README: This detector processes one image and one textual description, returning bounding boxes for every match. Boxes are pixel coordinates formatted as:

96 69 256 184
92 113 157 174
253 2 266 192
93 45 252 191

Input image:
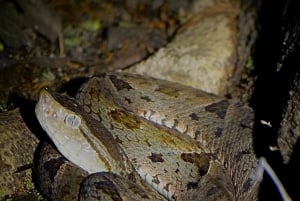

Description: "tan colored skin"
36 72 259 200
36 89 133 175
77 72 260 201
36 89 166 201
36 89 235 201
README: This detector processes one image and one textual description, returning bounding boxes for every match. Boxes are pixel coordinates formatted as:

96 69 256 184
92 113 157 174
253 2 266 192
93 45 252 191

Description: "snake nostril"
52 112 57 118
45 108 51 115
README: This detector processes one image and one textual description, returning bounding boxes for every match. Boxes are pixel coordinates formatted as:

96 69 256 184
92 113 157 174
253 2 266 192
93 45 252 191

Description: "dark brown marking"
234 151 243 161
172 119 179 129
214 127 223 137
80 126 115 171
131 158 137 164
187 181 198 190
144 138 152 147
124 97 132 104
195 130 201 138
240 122 253 129
204 100 229 119
97 73 107 78
92 179 123 201
189 113 199 121
114 135 123 144
163 183 171 192
240 115 254 129
152 175 160 185
234 149 251 160
148 153 164 162
109 123 114 130
242 177 253 192
127 171 136 182
141 96 152 102
181 153 209 176
206 186 218 196
127 180 150 199
109 74 133 91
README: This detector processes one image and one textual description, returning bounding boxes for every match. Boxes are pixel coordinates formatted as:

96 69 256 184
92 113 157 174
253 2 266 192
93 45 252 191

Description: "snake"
35 72 260 200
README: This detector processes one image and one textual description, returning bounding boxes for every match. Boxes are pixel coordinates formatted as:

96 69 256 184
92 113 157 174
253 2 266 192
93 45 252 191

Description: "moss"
25 181 44 201
0 189 12 201
0 43 4 52
0 181 44 201
245 57 254 71
80 20 101 31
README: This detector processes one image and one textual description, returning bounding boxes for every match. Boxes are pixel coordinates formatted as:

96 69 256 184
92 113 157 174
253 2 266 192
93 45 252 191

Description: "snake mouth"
35 89 53 133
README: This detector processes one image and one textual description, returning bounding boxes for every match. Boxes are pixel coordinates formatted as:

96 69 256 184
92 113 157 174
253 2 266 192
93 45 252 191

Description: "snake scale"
35 72 260 200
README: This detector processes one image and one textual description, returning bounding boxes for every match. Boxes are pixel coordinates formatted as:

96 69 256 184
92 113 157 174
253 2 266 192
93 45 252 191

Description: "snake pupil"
65 114 81 128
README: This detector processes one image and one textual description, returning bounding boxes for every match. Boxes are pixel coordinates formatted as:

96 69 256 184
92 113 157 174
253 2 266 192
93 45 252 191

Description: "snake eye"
65 114 81 128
